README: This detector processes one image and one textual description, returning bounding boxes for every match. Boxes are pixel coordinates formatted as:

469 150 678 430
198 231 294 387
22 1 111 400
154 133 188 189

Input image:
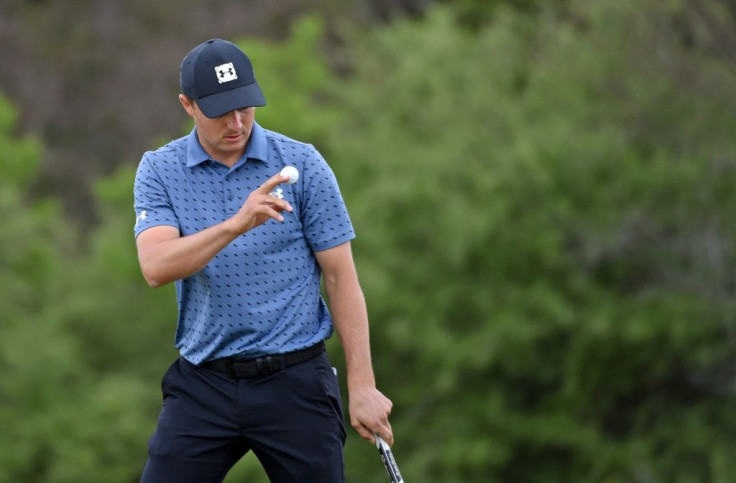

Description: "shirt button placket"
223 176 238 215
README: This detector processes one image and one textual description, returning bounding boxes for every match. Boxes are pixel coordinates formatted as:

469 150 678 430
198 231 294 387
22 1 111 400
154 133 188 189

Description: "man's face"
179 95 255 165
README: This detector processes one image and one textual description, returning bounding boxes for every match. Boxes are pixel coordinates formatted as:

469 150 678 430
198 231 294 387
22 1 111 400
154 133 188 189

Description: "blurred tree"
685 0 736 70
323 0 736 481
438 0 568 30
2 0 736 481
0 93 76 481
0 92 177 481
0 0 436 222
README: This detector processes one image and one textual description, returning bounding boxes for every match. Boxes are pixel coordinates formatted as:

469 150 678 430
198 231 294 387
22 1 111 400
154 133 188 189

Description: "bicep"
136 225 180 257
314 241 359 289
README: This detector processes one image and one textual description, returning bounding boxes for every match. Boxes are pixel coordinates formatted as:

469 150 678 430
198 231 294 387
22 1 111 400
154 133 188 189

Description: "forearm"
137 220 241 287
136 172 294 288
325 276 376 391
317 242 393 444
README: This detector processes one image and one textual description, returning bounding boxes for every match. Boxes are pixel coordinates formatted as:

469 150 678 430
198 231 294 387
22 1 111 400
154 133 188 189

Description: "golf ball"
280 165 299 184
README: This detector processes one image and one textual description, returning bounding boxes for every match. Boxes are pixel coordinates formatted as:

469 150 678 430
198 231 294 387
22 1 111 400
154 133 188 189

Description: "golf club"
374 433 404 483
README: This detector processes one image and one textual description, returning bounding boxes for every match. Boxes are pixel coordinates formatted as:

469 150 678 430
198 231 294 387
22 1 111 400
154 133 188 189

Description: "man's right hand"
226 173 293 235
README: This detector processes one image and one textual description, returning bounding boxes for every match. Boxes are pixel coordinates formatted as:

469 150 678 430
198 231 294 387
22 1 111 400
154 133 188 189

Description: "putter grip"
375 434 404 483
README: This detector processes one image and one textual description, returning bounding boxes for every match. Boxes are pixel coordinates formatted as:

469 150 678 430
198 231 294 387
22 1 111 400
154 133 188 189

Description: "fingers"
353 422 374 444
233 176 294 233
354 420 393 446
373 424 394 447
259 172 294 222
350 392 394 446
260 173 294 218
372 400 394 446
259 172 291 194
264 193 293 217
261 204 288 223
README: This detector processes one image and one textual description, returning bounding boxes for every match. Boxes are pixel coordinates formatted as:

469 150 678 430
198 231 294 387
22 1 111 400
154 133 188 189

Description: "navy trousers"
140 351 346 483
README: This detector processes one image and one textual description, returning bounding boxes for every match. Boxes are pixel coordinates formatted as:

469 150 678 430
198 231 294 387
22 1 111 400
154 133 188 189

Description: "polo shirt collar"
242 121 268 164
186 121 268 168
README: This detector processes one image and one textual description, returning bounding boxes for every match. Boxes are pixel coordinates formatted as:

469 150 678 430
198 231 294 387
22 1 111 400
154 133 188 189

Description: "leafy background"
1 0 736 481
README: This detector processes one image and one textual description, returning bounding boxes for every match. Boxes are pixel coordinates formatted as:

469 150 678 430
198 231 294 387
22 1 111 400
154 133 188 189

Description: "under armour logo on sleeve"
135 210 147 227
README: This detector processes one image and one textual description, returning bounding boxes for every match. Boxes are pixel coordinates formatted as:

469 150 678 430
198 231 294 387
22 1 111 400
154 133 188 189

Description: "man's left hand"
348 386 394 446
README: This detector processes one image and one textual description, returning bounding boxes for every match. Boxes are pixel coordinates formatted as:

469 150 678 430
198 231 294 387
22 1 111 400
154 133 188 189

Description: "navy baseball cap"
180 39 266 118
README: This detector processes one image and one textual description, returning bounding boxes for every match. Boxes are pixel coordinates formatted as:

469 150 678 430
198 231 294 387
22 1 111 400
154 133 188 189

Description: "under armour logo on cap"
216 62 238 83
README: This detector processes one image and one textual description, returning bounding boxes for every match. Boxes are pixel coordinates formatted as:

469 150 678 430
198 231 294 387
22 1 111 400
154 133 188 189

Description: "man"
133 38 393 482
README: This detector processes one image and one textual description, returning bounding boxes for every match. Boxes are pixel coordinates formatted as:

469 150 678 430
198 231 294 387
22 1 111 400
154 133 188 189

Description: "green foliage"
325 1 736 481
0 94 176 481
2 0 736 481
0 98 41 190
234 16 344 150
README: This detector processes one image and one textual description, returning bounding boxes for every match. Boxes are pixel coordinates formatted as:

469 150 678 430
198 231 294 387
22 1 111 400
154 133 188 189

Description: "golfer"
133 38 393 482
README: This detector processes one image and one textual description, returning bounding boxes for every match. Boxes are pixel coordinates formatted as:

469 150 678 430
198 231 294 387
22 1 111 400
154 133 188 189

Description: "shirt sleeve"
300 145 356 252
133 153 180 237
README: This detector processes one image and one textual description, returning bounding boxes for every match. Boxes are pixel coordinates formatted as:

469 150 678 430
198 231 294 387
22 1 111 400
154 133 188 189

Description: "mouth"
224 133 242 142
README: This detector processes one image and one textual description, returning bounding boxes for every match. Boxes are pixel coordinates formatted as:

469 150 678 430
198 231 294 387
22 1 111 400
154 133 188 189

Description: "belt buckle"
256 355 278 375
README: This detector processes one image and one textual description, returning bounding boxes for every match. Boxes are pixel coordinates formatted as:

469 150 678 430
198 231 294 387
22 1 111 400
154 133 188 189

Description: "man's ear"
179 94 196 117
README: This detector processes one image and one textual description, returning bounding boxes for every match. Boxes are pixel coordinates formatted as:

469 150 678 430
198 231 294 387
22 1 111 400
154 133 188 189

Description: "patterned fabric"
133 122 355 364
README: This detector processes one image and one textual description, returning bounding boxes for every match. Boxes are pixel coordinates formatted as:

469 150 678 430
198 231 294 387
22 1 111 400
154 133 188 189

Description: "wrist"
221 215 245 237
347 372 377 394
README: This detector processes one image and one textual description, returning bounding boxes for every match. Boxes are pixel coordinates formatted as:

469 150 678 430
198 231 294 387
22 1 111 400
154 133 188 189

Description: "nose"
226 110 244 129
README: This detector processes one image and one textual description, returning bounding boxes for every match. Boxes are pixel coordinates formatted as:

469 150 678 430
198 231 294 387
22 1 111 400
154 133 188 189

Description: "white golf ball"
280 165 299 184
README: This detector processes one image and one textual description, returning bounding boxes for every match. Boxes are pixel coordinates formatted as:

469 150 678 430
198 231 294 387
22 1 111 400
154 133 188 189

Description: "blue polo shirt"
133 122 355 364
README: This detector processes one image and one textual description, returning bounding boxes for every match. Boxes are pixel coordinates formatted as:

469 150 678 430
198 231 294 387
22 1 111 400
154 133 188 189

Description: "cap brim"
196 82 266 118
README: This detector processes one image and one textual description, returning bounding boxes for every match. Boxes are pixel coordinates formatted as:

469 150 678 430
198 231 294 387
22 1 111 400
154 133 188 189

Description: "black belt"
200 342 324 378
